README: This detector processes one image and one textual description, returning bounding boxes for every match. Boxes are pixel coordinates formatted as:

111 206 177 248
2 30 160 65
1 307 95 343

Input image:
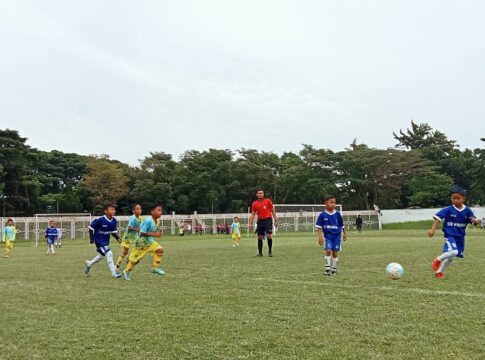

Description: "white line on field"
254 278 485 299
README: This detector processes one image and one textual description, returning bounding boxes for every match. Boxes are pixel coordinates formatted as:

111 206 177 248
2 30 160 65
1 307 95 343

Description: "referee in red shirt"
249 190 278 257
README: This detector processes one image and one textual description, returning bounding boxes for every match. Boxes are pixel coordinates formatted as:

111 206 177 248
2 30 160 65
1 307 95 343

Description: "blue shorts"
47 238 56 245
325 236 341 252
95 244 111 256
443 235 465 258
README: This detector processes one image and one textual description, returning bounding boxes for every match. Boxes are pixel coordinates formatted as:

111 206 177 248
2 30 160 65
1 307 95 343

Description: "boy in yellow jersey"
123 204 165 281
116 204 142 271
231 216 241 247
3 219 17 258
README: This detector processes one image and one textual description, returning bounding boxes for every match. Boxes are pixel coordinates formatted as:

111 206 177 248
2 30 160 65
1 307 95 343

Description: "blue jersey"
434 205 475 237
315 210 344 236
45 227 58 241
89 215 118 246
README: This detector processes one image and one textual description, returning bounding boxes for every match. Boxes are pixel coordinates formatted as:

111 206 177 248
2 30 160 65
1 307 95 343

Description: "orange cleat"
432 258 441 271
436 272 444 279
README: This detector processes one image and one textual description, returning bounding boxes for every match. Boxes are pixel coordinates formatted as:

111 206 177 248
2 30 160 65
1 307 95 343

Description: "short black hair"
148 203 162 211
451 186 466 197
132 203 141 210
7 218 13 222
323 195 336 203
256 189 264 193
103 203 116 211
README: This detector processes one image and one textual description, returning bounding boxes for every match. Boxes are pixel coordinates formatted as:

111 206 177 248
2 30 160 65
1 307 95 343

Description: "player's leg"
236 235 240 247
5 240 12 257
266 219 274 256
85 245 107 274
116 242 130 270
324 239 333 275
433 237 459 275
123 247 149 280
331 239 341 275
150 243 165 275
256 222 264 256
103 246 121 278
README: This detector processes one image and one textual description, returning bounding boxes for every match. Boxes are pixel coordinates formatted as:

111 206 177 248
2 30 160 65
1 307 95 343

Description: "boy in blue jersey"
45 221 58 256
315 195 347 275
428 186 478 278
84 203 123 278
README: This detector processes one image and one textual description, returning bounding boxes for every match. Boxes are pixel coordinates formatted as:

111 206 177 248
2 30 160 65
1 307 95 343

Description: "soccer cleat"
123 271 131 281
268 252 273 257
324 269 331 276
432 258 441 271
113 272 122 279
151 268 166 276
331 269 337 276
436 272 444 279
84 261 91 275
256 253 263 257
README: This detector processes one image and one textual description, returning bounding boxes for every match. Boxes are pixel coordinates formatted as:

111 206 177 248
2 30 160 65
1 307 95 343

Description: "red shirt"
251 198 274 220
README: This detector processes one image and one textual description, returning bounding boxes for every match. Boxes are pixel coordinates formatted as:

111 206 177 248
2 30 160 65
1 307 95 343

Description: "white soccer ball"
386 262 404 280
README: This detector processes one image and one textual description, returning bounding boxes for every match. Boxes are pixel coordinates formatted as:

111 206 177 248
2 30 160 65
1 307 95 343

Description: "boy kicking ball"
315 195 347 275
428 186 478 278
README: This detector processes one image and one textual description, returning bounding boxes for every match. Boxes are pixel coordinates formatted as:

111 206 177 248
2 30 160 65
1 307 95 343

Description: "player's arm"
140 222 161 238
339 215 347 241
127 226 140 231
88 219 99 244
249 210 256 230
271 204 278 226
428 219 440 237
317 228 324 246
2 228 5 242
112 232 122 243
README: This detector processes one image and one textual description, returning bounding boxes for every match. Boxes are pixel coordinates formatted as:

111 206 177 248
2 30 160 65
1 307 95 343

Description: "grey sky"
1 1 484 165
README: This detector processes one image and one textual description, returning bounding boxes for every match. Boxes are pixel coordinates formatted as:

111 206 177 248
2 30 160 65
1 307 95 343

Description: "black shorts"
257 218 273 236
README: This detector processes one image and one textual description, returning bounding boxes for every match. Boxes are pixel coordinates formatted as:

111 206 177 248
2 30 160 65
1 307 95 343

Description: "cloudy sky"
1 0 484 165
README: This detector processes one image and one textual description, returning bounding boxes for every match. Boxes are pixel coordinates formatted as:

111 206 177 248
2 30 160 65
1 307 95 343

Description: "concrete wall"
380 207 485 224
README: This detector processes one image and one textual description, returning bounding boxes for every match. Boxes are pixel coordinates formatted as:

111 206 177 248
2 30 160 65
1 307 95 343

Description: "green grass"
383 220 435 230
1 230 485 359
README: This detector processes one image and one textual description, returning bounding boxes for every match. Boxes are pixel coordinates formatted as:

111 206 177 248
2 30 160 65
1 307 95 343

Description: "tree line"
1 121 484 216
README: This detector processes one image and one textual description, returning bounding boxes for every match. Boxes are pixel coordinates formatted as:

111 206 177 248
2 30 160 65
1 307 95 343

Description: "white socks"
324 256 331 270
437 250 458 262
332 257 338 271
438 258 453 273
46 245 55 255
106 251 117 276
87 254 104 267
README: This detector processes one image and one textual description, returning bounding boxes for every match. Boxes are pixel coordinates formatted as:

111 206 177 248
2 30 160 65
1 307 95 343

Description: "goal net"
34 213 92 246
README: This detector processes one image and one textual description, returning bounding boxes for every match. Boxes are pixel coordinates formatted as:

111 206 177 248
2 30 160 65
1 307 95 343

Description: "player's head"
7 218 13 226
234 216 239 222
132 203 142 217
451 186 466 207
256 190 264 200
149 203 163 219
49 220 55 227
323 195 337 210
103 203 116 217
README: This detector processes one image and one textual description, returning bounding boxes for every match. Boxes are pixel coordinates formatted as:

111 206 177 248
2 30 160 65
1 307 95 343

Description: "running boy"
45 220 58 255
84 203 123 278
122 204 165 281
115 204 143 271
428 186 478 278
231 216 241 247
315 195 347 275
3 219 16 258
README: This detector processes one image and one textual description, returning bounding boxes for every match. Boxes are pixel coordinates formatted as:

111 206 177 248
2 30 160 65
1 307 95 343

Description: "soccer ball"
386 262 404 280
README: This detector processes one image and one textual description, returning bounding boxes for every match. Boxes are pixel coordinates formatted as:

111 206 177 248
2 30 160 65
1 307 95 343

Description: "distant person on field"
481 217 485 229
428 186 478 279
355 215 363 232
373 204 382 216
249 190 278 257
231 217 241 247
316 195 347 276
45 220 58 256
55 224 63 248
3 219 17 258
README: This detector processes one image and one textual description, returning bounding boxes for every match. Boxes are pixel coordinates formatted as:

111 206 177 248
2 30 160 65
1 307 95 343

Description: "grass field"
1 229 485 359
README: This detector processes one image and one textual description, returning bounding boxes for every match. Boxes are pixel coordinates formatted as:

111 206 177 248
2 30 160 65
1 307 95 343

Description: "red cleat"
432 258 441 271
436 272 444 279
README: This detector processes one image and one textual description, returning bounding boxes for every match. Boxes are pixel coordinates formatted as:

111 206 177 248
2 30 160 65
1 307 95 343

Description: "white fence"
380 207 485 224
0 210 381 241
